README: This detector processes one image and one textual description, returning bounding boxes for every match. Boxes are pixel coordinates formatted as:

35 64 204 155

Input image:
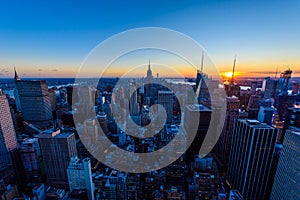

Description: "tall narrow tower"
146 60 153 83
146 60 153 99
14 67 20 81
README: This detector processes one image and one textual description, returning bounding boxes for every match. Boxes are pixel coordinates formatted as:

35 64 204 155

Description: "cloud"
38 69 43 71
0 73 4 76
51 69 58 72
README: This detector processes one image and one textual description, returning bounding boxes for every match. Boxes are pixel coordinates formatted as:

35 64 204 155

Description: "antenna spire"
275 67 278 79
231 55 237 85
14 66 20 81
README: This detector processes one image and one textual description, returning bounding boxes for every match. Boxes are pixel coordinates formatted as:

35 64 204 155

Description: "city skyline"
0 0 299 78
0 1 299 199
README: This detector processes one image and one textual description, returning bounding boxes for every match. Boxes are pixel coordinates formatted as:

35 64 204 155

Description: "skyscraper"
129 85 140 116
262 77 277 99
227 119 277 200
214 96 240 173
14 70 53 129
19 138 42 182
257 99 275 125
0 89 17 171
146 60 153 99
270 129 300 200
246 94 260 118
158 91 173 124
281 105 300 143
39 129 77 188
184 104 211 162
67 157 95 200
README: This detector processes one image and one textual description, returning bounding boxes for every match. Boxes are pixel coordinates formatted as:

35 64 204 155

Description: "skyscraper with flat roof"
67 157 95 200
227 119 277 200
158 91 174 124
214 96 240 173
39 129 77 188
270 129 300 200
281 105 300 143
184 104 211 162
20 138 42 182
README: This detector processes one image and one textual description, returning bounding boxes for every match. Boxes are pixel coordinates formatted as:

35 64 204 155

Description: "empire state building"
146 60 153 83
146 60 153 98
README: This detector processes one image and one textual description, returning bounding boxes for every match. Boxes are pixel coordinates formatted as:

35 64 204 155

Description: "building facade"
15 78 53 130
0 89 17 171
39 129 77 188
67 157 95 200
270 129 300 200
227 119 277 199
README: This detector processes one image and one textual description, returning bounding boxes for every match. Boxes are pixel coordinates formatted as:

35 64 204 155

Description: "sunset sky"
0 0 299 78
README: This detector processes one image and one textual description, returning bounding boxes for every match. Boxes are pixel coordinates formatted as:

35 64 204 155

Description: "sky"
0 0 299 78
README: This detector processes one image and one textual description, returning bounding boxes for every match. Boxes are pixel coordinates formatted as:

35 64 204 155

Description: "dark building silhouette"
227 119 277 200
214 96 240 174
270 129 300 200
184 104 211 162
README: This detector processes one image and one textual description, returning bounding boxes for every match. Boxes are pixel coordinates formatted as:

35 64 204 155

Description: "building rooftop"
186 104 211 112
240 119 275 129
158 90 173 94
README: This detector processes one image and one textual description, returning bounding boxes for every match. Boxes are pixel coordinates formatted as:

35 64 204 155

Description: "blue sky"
0 0 299 77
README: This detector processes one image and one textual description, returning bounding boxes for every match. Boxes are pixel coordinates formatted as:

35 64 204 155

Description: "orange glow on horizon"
221 71 240 79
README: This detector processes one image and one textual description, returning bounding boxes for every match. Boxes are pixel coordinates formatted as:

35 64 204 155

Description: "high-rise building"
158 91 174 124
214 96 240 173
96 112 108 133
227 119 277 200
270 129 300 200
39 129 77 188
196 71 208 99
0 89 18 171
257 99 275 125
184 104 211 162
14 71 53 129
262 77 277 99
276 69 292 94
19 138 42 182
250 80 258 94
246 94 260 118
67 157 95 200
275 94 297 121
32 184 46 200
146 60 153 98
229 190 244 200
129 85 140 116
282 105 300 142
